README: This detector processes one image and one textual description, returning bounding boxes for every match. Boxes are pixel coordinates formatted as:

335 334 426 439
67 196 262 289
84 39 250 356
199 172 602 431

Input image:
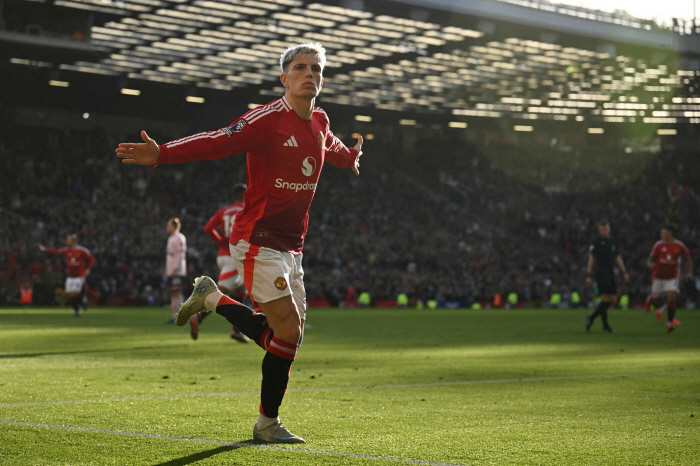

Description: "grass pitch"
0 306 698 465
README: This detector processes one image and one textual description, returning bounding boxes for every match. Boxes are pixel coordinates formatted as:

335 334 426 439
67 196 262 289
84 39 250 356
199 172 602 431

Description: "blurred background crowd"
1 125 698 309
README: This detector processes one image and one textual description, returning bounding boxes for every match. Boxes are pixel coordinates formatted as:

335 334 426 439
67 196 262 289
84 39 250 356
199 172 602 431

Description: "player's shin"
667 303 676 322
215 295 271 349
259 336 298 420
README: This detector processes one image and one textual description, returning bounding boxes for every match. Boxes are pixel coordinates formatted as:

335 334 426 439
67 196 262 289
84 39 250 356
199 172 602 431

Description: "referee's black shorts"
594 270 616 295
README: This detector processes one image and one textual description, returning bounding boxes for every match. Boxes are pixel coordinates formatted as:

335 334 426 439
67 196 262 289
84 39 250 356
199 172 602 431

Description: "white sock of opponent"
171 293 183 319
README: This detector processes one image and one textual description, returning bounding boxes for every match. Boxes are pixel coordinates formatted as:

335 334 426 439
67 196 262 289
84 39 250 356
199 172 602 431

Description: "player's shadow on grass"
152 443 253 466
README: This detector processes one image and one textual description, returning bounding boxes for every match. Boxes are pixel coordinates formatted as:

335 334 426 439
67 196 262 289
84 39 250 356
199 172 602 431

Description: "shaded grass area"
0 307 699 465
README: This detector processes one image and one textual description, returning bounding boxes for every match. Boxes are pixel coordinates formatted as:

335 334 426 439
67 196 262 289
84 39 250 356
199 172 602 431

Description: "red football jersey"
649 240 690 279
157 97 358 253
45 246 95 278
204 201 245 257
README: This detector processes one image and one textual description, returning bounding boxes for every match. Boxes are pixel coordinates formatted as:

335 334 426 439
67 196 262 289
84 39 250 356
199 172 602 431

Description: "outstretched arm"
116 120 264 166
39 244 62 255
325 133 363 175
116 131 160 166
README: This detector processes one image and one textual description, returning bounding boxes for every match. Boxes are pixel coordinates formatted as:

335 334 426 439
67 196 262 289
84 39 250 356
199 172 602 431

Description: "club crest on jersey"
318 131 324 148
274 277 288 291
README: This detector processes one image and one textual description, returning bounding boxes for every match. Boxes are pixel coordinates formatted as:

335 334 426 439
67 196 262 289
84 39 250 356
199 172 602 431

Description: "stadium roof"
4 0 700 126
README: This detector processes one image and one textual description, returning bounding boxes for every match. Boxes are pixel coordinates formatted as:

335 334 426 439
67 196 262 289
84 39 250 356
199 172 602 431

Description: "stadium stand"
1 0 699 309
1 123 697 309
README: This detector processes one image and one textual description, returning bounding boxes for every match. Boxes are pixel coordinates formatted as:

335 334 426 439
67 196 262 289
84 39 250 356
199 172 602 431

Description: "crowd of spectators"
1 124 697 309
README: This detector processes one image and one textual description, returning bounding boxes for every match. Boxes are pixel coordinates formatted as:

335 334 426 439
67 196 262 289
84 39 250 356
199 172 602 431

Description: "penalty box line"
1 370 699 408
0 419 467 466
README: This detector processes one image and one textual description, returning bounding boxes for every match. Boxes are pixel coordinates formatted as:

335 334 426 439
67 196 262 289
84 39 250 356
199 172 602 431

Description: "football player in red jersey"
192 183 250 342
38 234 94 317
645 225 693 332
116 42 363 444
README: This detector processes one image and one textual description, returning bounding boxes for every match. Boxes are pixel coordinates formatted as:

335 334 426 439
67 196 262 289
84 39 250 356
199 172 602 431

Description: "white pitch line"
1 370 698 408
0 420 467 466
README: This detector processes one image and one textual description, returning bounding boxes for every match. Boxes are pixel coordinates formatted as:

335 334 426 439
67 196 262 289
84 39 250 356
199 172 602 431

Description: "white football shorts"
230 240 306 320
216 255 244 290
65 277 85 294
651 278 680 296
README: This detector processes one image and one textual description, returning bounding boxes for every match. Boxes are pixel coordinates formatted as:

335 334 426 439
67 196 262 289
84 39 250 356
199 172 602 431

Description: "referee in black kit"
585 219 630 333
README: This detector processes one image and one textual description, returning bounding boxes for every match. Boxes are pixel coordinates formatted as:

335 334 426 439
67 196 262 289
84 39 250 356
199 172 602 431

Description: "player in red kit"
38 234 95 317
116 42 363 443
192 183 250 342
645 225 693 332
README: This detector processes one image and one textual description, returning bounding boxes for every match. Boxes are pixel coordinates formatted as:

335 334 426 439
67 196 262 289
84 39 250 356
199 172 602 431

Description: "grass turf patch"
0 307 699 465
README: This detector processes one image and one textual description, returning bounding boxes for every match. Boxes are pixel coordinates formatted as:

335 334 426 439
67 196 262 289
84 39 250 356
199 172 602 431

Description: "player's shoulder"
239 98 290 127
651 240 665 251
77 245 91 254
675 240 689 250
312 106 329 125
224 202 244 213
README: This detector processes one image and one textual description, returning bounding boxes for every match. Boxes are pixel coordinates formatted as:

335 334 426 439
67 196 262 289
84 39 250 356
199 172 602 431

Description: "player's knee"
275 311 301 343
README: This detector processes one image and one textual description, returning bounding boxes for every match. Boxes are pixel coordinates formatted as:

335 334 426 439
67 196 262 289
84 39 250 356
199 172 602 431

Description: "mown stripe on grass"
0 419 467 466
2 370 698 408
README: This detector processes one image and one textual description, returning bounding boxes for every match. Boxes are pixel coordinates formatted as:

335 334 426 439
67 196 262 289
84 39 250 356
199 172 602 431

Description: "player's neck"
285 93 315 120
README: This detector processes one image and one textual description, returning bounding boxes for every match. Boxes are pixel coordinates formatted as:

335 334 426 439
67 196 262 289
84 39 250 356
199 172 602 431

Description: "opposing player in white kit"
192 183 249 342
165 218 187 324
116 42 363 443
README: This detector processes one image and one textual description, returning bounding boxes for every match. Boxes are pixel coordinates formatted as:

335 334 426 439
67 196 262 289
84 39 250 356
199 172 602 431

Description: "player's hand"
352 135 363 176
623 272 630 283
686 272 693 280
37 243 46 252
116 131 160 166
85 269 91 277
586 277 593 285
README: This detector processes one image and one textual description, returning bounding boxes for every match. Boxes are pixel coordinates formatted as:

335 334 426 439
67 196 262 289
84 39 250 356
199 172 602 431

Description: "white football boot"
176 276 218 327
253 422 306 444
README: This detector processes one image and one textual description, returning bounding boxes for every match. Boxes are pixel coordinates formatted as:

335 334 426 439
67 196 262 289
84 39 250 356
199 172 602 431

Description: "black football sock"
198 311 210 323
591 302 610 327
71 296 80 312
215 295 271 350
259 336 298 419
667 304 677 322
600 304 611 328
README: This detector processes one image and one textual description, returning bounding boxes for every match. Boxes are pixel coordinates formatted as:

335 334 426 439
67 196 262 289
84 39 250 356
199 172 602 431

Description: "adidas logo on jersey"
283 136 298 147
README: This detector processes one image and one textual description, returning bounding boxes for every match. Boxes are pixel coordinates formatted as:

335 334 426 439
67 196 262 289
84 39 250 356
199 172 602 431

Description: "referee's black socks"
590 301 611 328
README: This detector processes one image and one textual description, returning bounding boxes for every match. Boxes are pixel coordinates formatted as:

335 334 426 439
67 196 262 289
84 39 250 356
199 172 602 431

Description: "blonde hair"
168 217 181 231
279 42 326 73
